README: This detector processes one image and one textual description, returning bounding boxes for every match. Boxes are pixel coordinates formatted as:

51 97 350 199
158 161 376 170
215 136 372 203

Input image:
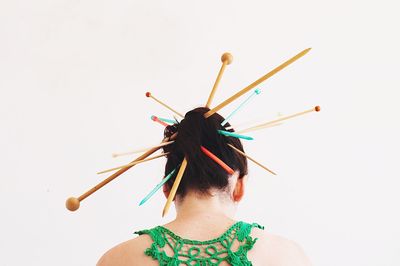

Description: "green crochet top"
134 221 264 266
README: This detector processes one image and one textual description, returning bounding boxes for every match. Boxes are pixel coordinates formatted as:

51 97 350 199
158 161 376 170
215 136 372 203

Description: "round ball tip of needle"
145 92 151 97
151 115 157 121
255 88 261 95
314 106 321 112
221 53 233 65
66 197 80 211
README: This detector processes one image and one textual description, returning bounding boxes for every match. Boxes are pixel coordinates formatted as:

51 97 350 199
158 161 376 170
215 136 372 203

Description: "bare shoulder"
96 234 157 266
248 228 313 266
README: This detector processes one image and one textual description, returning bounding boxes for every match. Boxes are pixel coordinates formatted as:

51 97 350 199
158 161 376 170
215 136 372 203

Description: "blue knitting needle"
139 168 177 206
217 130 254 140
221 88 261 126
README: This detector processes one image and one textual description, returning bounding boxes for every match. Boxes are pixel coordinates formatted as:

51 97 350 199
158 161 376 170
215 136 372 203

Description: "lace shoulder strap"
134 221 264 266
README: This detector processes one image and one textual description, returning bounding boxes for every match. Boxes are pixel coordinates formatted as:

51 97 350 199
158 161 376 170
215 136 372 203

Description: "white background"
1 1 399 265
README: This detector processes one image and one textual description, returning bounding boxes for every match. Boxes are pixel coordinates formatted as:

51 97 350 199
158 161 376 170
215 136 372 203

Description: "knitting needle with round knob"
237 106 320 134
97 152 169 174
146 92 184 118
205 52 233 108
228 144 276 175
66 133 177 212
162 158 188 217
204 48 312 118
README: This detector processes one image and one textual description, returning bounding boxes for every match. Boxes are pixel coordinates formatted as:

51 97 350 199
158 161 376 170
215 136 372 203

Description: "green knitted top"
134 221 264 266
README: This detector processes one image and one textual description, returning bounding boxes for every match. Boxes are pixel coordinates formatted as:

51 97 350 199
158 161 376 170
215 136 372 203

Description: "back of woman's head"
162 107 248 198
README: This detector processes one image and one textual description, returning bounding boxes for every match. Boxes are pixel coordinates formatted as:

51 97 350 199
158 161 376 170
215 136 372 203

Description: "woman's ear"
163 184 170 199
232 175 247 202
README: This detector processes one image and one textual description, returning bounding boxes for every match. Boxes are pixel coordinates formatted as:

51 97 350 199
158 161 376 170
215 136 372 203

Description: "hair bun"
163 107 248 197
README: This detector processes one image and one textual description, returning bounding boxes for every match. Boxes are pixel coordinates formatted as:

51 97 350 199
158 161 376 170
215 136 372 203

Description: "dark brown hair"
162 107 248 197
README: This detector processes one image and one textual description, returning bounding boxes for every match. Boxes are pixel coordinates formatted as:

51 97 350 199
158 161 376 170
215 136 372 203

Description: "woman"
97 108 312 265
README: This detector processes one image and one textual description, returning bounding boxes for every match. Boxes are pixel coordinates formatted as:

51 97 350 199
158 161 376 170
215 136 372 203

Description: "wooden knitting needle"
66 133 177 212
112 141 174 158
205 52 233 108
97 152 169 174
204 48 312 118
237 106 320 134
228 144 276 175
162 158 188 217
146 92 184 118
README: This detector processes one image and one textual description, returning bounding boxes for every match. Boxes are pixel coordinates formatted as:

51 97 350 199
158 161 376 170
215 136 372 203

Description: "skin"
97 173 313 266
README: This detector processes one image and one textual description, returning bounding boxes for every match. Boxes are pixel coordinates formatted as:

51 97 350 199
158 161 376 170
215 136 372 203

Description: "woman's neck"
174 190 237 223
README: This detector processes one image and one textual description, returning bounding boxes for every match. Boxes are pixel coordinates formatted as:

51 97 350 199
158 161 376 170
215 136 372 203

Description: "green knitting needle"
139 168 177 206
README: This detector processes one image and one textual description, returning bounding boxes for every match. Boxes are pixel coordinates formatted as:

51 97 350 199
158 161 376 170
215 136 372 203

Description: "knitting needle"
162 158 188 217
217 130 254 140
221 88 261 126
146 92 184 118
204 48 312 118
112 141 174 158
205 52 233 108
228 144 276 175
225 122 282 131
151 115 170 127
97 152 169 174
139 168 177 206
201 146 235 174
155 116 176 124
237 106 320 134
66 133 177 212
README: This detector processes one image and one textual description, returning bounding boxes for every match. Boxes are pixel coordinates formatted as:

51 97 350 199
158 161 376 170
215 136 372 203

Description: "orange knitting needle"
204 48 312 118
162 158 188 217
146 92 184 118
66 133 177 212
151 115 170 127
228 144 276 175
200 146 234 174
205 52 233 108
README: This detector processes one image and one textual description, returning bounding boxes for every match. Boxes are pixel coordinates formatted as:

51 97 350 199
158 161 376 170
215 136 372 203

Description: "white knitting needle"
98 152 169 174
112 141 174 158
237 106 320 134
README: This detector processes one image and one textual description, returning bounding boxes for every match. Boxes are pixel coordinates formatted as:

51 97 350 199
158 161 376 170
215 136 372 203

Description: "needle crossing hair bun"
162 107 248 197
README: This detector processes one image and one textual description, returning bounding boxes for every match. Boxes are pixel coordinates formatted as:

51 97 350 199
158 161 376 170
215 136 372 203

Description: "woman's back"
97 108 312 265
97 222 311 266
135 220 263 265
98 207 312 265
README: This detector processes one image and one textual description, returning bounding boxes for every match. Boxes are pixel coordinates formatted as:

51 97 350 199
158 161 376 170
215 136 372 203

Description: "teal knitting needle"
217 130 254 140
139 168 177 206
221 88 261 126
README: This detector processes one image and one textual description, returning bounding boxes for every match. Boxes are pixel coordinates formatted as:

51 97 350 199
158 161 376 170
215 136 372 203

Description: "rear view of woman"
97 107 312 265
